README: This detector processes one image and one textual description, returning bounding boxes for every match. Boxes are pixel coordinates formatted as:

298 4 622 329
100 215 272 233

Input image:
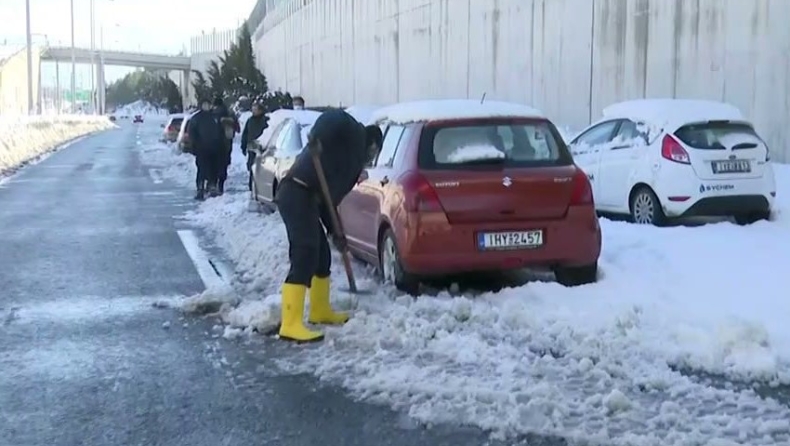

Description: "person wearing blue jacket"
275 108 383 342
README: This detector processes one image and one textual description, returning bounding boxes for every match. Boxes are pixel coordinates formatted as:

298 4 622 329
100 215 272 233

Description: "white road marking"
177 229 226 289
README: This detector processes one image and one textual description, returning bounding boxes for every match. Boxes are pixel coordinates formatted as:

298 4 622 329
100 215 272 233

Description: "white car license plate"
477 230 543 251
712 159 751 174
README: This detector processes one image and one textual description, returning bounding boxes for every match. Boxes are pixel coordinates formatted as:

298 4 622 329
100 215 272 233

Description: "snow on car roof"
257 109 321 145
268 109 321 126
602 99 746 129
371 99 545 125
345 105 384 125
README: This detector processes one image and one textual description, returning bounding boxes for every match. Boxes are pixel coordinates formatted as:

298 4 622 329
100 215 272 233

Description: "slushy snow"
138 116 790 445
0 115 115 178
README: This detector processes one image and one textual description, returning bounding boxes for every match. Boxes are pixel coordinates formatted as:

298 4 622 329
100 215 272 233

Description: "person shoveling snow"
274 108 383 343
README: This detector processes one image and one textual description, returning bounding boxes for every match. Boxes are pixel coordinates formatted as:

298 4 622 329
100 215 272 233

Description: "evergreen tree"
190 71 211 103
106 70 183 111
189 21 270 105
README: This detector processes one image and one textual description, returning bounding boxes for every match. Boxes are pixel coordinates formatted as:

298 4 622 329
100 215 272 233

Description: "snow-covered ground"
0 115 115 178
138 120 790 445
113 100 169 117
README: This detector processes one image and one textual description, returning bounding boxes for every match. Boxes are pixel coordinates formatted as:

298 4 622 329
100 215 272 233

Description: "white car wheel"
630 188 666 226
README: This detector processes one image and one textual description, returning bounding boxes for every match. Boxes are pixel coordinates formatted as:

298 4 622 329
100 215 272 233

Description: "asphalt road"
0 124 563 446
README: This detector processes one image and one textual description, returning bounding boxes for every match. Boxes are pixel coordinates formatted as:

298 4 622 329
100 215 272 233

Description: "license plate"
477 230 544 250
712 160 751 174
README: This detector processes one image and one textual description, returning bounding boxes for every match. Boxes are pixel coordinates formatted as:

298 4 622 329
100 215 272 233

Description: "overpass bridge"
40 47 190 71
38 46 192 114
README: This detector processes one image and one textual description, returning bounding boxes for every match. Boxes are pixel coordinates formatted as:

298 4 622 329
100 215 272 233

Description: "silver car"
250 109 320 204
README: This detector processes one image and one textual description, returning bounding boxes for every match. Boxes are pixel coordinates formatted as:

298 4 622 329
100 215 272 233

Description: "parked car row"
209 97 776 295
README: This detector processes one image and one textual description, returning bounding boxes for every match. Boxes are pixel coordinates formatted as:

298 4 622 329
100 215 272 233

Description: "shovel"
309 141 372 295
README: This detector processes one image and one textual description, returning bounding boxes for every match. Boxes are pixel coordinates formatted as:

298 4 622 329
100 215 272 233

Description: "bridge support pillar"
182 69 190 111
96 56 106 115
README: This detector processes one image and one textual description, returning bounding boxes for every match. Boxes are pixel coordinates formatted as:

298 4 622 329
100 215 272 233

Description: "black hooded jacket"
241 114 269 153
285 109 368 226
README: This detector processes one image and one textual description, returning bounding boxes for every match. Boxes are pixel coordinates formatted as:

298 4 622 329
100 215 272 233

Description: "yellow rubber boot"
278 283 324 342
308 276 350 325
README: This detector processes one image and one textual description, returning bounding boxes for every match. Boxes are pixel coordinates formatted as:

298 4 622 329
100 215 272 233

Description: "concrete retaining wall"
253 0 790 162
0 116 114 177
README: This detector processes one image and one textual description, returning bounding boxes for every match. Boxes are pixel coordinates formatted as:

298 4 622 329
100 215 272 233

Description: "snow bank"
372 99 545 125
0 115 114 176
138 125 790 444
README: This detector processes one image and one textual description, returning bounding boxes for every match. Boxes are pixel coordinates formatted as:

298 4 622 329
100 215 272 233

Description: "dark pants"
217 139 233 185
276 179 331 286
195 148 224 190
246 151 256 191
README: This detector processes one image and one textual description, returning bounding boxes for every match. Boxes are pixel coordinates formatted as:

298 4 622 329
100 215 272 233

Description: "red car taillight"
401 171 444 213
661 134 691 164
569 168 594 206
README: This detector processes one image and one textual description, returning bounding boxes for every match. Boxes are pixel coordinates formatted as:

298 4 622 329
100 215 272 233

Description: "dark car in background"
133 115 144 123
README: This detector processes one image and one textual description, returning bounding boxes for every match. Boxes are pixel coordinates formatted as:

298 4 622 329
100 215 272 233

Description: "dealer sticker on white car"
477 230 544 250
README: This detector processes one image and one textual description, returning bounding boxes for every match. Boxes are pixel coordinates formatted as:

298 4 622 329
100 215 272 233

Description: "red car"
133 115 144 123
337 100 601 294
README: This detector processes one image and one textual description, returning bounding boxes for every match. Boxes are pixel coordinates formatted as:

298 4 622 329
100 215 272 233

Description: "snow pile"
569 134 647 157
446 145 505 163
0 115 114 176
114 100 168 117
344 105 384 125
772 163 790 223
256 109 320 145
603 99 744 133
138 122 790 443
373 99 545 125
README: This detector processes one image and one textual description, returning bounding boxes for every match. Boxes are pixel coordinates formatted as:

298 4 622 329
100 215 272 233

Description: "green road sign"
62 90 92 101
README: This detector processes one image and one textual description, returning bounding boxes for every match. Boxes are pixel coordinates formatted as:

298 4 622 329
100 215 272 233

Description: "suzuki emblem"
502 176 512 187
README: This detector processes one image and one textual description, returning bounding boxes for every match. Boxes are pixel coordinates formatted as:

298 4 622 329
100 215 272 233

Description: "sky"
1 0 256 88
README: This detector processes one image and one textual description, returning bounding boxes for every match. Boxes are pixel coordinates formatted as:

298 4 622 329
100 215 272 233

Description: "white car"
176 111 198 153
250 109 321 204
568 99 775 225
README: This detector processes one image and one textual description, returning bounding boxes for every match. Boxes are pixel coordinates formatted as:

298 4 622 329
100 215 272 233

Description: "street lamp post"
89 0 96 114
25 0 34 114
70 0 76 113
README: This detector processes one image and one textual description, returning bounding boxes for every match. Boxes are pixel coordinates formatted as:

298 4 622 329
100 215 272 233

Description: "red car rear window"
418 120 572 170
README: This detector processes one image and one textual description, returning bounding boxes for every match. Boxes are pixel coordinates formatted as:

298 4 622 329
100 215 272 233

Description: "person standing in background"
292 96 305 110
188 98 223 201
213 96 239 196
240 102 269 192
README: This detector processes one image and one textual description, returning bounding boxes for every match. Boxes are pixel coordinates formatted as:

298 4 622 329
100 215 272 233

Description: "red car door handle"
380 176 389 186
